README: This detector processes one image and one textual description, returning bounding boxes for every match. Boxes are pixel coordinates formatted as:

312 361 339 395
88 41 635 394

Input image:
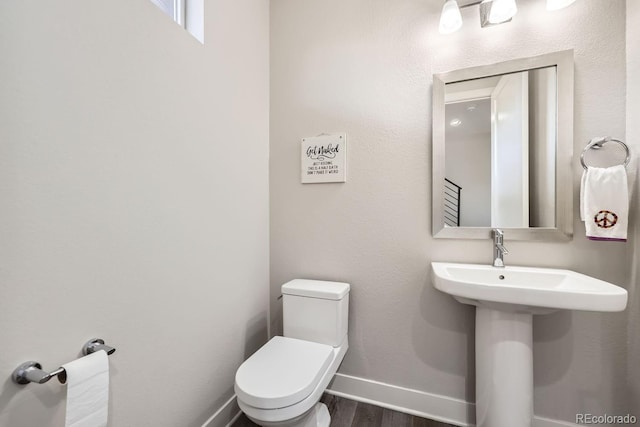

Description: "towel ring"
580 137 630 171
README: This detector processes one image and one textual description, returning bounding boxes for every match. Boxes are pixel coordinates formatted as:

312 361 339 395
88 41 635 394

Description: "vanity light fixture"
439 0 463 35
486 0 517 24
438 0 515 34
439 0 577 34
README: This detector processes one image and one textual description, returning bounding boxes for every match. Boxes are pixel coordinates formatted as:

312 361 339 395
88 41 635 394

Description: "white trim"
326 373 580 427
445 88 494 103
197 375 580 427
173 0 185 27
201 394 242 427
184 0 205 43
326 373 472 426
224 411 242 427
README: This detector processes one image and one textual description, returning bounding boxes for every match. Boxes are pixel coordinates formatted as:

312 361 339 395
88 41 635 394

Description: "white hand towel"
63 350 109 427
580 165 628 241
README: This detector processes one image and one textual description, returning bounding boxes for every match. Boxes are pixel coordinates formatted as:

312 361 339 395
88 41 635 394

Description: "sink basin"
431 262 628 313
430 261 628 427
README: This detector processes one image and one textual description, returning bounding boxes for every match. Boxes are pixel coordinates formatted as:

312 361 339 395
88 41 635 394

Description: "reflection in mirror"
444 67 557 228
432 50 574 241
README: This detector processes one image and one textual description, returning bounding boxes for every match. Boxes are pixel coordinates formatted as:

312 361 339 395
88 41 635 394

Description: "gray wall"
627 0 640 409
270 0 636 423
529 67 556 228
445 133 491 227
0 1 269 426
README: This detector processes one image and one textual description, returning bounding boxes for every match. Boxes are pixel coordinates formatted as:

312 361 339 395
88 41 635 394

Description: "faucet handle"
493 228 504 240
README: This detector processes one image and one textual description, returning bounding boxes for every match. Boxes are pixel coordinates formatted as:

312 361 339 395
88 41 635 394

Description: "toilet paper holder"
11 338 115 385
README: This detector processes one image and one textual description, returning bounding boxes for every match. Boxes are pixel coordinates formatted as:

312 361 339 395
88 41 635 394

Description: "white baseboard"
200 374 579 427
326 373 580 427
224 410 243 427
201 394 242 427
326 373 472 426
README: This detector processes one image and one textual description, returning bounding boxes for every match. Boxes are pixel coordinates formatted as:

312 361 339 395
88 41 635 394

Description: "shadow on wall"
629 275 640 408
190 312 269 427
413 266 475 405
628 165 640 409
244 312 269 360
532 311 573 388
0 375 67 426
271 297 284 338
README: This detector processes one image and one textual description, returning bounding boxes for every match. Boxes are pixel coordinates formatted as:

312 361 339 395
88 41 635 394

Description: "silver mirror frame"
432 50 574 241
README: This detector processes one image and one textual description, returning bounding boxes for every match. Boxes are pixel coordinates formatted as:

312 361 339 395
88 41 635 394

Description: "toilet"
234 279 350 427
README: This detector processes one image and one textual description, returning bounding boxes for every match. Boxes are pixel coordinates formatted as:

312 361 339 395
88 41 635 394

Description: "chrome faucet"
493 229 509 268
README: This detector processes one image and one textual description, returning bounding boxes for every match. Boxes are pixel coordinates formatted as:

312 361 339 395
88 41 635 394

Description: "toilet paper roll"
62 350 109 427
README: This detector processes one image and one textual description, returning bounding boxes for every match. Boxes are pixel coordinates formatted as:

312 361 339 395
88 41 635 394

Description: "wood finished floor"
232 394 456 427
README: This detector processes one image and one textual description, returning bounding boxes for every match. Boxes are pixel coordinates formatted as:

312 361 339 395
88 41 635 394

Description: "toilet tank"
282 279 350 347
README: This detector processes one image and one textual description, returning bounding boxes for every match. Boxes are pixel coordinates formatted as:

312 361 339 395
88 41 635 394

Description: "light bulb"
439 0 462 34
546 0 576 10
489 0 517 24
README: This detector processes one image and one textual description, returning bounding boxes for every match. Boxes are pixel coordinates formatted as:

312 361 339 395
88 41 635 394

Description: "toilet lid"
235 336 334 409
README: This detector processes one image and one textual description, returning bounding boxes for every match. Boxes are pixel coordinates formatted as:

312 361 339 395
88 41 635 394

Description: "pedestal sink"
431 262 628 427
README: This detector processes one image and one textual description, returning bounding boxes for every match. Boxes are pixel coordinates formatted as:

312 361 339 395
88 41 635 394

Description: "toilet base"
246 402 330 427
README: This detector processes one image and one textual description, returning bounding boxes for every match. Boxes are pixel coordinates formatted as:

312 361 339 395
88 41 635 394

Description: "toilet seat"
235 336 333 410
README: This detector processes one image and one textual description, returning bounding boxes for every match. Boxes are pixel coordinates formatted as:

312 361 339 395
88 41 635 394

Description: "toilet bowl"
234 279 350 427
235 336 348 426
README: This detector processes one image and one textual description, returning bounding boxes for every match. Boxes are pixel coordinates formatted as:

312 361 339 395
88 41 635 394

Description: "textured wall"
270 0 635 423
627 0 640 411
0 1 269 426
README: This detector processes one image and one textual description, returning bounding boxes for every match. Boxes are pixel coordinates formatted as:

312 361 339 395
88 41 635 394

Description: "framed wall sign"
301 134 347 184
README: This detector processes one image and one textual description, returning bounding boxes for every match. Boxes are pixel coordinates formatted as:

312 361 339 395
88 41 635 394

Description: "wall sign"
301 134 347 184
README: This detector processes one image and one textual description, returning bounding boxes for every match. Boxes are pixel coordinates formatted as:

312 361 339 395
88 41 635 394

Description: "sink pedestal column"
475 307 533 427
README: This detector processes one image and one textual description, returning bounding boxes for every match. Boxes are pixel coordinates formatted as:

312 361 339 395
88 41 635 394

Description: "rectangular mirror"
432 50 574 240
